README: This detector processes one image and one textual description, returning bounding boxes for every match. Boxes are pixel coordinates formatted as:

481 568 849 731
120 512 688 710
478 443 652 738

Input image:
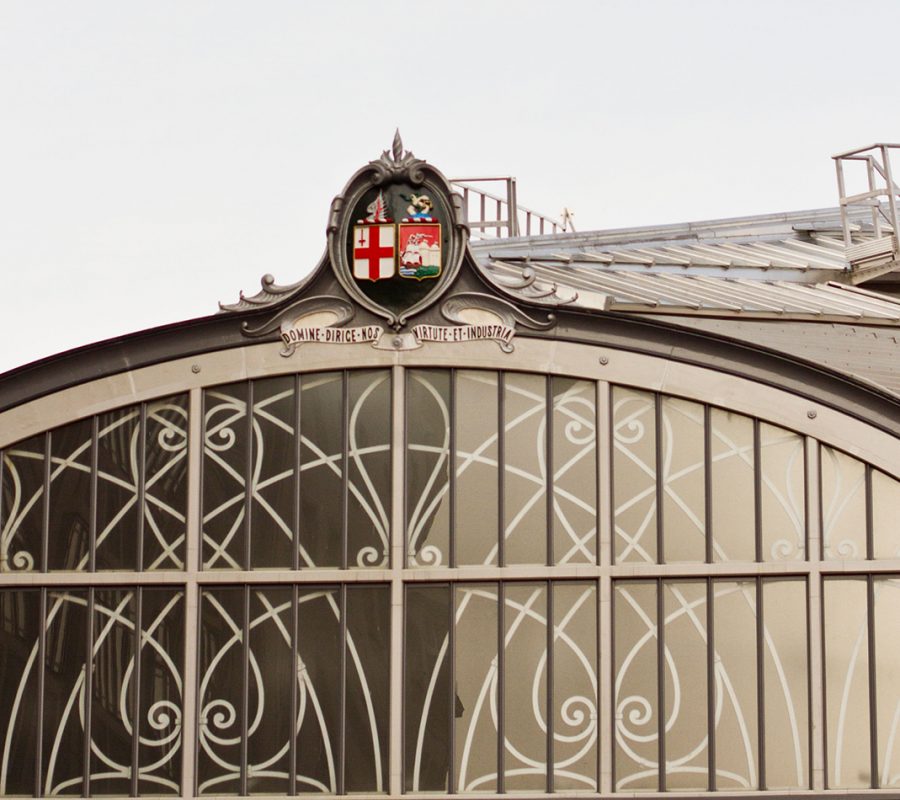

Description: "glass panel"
406 371 450 568
874 578 900 789
552 582 597 792
456 371 499 567
821 446 867 560
455 584 498 793
143 395 188 571
661 399 706 563
198 587 243 794
48 420 92 571
710 408 755 562
552 379 596 566
504 374 548 566
712 580 758 790
90 589 136 795
504 583 547 791
405 584 450 792
94 408 140 571
614 581 658 791
759 423 805 561
247 587 292 793
1 434 45 572
299 373 343 569
138 588 184 796
873 470 900 559
663 581 707 790
203 385 249 570
344 585 390 793
613 389 657 564
347 371 391 569
249 378 295 569
0 588 40 795
762 579 808 789
43 589 88 795
295 587 340 794
824 578 870 788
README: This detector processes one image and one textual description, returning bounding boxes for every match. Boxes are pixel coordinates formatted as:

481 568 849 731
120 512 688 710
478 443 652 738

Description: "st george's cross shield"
353 224 395 281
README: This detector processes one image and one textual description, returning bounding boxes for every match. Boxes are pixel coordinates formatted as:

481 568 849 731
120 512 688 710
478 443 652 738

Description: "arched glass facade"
1 354 899 798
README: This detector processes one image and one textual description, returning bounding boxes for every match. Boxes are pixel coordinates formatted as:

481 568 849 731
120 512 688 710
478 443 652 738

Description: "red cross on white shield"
353 224 395 281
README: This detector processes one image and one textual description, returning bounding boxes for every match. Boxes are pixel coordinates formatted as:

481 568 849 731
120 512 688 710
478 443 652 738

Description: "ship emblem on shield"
399 223 441 280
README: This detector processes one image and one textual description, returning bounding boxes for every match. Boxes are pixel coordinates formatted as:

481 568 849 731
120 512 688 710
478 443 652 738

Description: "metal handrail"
833 144 900 251
450 177 573 239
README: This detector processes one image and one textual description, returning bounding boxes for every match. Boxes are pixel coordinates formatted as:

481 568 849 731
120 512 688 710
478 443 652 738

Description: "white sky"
2 0 900 374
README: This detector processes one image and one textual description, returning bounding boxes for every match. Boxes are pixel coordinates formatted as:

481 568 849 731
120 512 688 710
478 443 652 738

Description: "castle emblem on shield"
350 189 442 282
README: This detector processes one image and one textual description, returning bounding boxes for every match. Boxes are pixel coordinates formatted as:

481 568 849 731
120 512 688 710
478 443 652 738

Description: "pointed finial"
392 129 403 162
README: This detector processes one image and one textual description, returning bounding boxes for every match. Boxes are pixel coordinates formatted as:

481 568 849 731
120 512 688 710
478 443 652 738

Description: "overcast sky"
2 0 900 374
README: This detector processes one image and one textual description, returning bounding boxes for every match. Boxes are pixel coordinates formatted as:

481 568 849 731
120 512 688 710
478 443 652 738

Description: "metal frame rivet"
393 337 403 348
191 364 201 374
599 356 609 365
807 409 817 419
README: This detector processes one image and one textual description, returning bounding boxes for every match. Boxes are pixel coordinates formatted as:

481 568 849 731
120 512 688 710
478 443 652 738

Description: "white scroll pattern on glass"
0 397 188 573
613 579 808 792
0 587 184 796
202 373 390 570
197 585 389 795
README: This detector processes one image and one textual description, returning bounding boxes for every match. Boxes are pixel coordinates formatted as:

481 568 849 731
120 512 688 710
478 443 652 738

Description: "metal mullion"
596 575 605 793
338 583 347 795
448 582 457 794
293 374 301 573
130 587 143 797
240 585 250 796
704 405 712 565
244 382 254 571
545 580 554 793
289 585 299 795
497 580 505 794
89 416 98 572
35 587 47 797
137 405 147 572
402 371 410 569
449 370 457 569
341 372 350 571
865 464 874 561
867 575 878 788
655 394 664 565
41 432 50 573
498 373 505 568
546 378 553 568
400 585 409 793
83 586 95 797
756 576 766 789
706 578 716 791
657 578 665 791
753 420 762 563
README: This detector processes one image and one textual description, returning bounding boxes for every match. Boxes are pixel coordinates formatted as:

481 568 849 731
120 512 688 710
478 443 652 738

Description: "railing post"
507 178 519 237
835 157 851 247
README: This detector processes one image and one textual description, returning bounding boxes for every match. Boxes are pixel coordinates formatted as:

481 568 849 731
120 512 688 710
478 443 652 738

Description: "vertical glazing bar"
546 580 554 793
654 394 664 565
181 387 203 799
137 404 147 572
338 584 347 795
498 373 505 568
706 578 716 791
867 575 878 788
449 370 457 568
597 381 612 793
244 382 253 570
131 587 143 797
753 419 762 563
89 416 98 572
35 587 47 797
865 464 874 561
497 581 505 794
341 372 350 571
704 405 712 564
83 586 95 797
240 585 250 796
657 578 665 791
41 432 50 573
389 366 404 796
808 440 822 563
808 570 825 790
545 378 553 567
289 585 299 796
448 582 456 794
756 576 766 789
293 374 301 573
